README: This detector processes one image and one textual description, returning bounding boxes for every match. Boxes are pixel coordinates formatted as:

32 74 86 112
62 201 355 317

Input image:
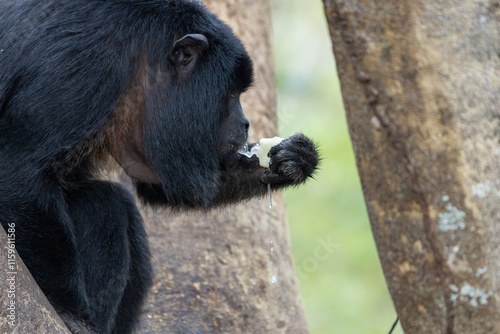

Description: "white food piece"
257 137 284 167
240 136 283 168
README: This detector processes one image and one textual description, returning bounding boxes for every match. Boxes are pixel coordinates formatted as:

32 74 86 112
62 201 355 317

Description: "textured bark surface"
323 0 500 333
0 226 71 334
133 1 309 333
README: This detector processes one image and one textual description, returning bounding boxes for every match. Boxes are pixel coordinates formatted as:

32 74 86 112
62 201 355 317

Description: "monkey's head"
110 17 254 207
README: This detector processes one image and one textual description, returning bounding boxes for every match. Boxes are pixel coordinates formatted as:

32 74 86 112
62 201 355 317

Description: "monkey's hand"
260 133 319 186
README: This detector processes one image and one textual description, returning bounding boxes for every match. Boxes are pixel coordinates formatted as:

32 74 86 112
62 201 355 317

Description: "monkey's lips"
237 137 283 168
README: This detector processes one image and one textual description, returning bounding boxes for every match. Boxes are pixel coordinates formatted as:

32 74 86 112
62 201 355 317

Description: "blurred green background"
270 1 403 333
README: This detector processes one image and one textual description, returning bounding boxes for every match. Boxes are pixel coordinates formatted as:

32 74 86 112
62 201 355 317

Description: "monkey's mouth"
238 143 251 156
237 137 284 168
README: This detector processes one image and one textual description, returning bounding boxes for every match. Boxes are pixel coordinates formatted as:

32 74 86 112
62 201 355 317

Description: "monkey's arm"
135 134 318 208
215 133 319 204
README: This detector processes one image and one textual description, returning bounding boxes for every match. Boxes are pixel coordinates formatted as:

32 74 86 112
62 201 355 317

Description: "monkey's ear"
170 33 209 68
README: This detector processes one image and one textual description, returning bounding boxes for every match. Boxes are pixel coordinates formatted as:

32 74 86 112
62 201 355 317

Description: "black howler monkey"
0 0 319 333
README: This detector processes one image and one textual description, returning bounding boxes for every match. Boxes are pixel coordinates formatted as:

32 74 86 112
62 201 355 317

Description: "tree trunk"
134 1 309 333
323 0 500 333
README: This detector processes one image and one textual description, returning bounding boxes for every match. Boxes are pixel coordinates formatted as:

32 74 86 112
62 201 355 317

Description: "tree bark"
0 225 71 333
323 0 500 333
133 1 309 333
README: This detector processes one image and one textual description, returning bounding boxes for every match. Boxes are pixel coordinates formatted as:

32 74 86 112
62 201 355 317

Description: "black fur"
0 0 319 333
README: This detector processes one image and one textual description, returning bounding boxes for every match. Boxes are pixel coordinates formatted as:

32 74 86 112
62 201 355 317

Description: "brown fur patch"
106 56 160 183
